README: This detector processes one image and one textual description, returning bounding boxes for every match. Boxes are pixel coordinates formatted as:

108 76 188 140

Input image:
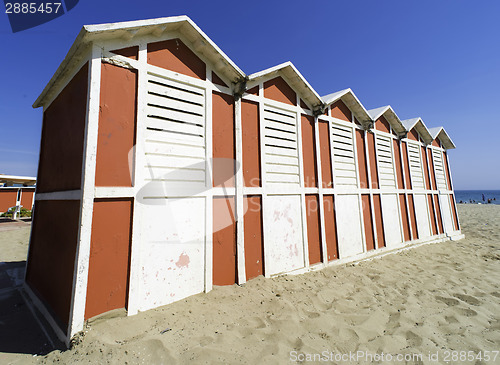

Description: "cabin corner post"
67 43 102 341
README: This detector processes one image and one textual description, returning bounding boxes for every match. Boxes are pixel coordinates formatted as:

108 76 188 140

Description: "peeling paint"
175 252 190 268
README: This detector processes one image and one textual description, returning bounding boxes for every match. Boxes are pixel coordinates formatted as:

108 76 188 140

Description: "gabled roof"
34 16 245 108
247 62 323 110
428 127 456 149
321 88 372 127
367 105 406 135
401 118 433 144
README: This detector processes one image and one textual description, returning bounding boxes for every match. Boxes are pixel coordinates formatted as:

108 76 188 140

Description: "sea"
455 190 500 205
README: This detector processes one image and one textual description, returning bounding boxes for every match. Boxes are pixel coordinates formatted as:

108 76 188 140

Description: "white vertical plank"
234 94 246 284
204 67 213 292
127 43 147 316
314 116 328 264
68 44 101 340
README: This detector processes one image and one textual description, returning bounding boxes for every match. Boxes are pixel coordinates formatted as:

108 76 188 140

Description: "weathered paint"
381 194 402 247
95 62 137 187
361 195 375 251
427 149 437 190
244 196 264 280
263 76 296 106
37 64 88 193
427 194 438 236
442 151 453 190
401 142 412 189
356 130 369 189
111 46 139 60
373 194 385 248
212 72 227 87
318 121 333 188
375 116 390 133
393 140 404 189
367 132 379 189
330 100 351 122
213 196 237 285
301 115 317 187
85 199 132 319
147 38 206 80
212 92 235 187
242 100 261 187
421 146 431 190
323 195 338 261
264 195 304 275
399 194 411 241
335 195 363 257
305 195 322 264
26 200 80 331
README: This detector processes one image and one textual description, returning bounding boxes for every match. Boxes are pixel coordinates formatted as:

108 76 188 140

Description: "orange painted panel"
0 190 17 212
95 63 137 187
85 199 132 319
399 194 411 241
392 140 404 189
26 200 80 331
373 194 385 248
306 195 322 264
407 194 418 240
427 149 437 190
147 39 206 80
37 64 88 193
246 86 259 95
212 72 228 87
375 116 390 133
318 121 333 188
212 92 235 187
323 195 338 261
242 100 261 187
421 146 431 190
111 46 138 60
244 196 264 280
20 190 34 209
213 196 237 285
432 139 440 147
433 194 444 234
367 132 379 189
450 195 460 230
443 151 453 190
356 130 369 189
427 194 438 236
301 115 317 187
330 100 351 122
300 99 309 110
408 129 419 141
401 142 412 189
362 195 375 251
263 76 296 105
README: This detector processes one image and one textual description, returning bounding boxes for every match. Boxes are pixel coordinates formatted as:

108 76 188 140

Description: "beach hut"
25 16 463 345
0 174 36 217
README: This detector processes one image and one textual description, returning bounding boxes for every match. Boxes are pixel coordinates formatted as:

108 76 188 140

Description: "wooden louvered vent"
407 142 424 189
263 106 300 186
331 122 357 187
143 72 207 193
376 134 396 188
432 149 447 190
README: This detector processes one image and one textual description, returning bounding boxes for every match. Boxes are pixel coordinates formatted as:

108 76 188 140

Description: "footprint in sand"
406 331 423 347
453 293 481 306
453 307 477 317
445 315 459 324
490 291 500 298
435 296 460 306
305 311 320 319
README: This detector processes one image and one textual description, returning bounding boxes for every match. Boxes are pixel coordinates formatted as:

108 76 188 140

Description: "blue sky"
1 0 498 189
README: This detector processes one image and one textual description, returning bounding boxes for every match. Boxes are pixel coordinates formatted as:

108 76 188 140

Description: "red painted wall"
367 132 379 189
421 146 431 190
0 189 17 212
330 100 351 122
26 200 80 331
263 76 296 105
407 194 418 240
301 115 317 187
362 195 375 251
443 151 453 190
37 64 88 193
373 194 385 248
147 39 206 80
427 149 437 190
95 62 137 187
375 116 390 133
393 140 404 189
212 92 235 187
427 194 438 236
20 189 34 209
242 100 261 187
85 199 132 319
433 195 444 234
356 130 369 189
244 196 264 280
399 194 411 241
213 196 237 285
402 142 412 189
111 46 138 60
318 121 333 188
305 195 322 264
323 195 338 261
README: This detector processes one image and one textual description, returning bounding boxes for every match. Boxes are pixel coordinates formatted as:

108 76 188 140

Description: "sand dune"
1 204 499 364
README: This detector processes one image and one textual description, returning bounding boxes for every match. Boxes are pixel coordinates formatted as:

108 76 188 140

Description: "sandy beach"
1 204 499 364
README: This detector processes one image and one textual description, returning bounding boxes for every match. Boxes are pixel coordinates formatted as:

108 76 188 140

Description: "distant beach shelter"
24 16 463 345
0 174 36 218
